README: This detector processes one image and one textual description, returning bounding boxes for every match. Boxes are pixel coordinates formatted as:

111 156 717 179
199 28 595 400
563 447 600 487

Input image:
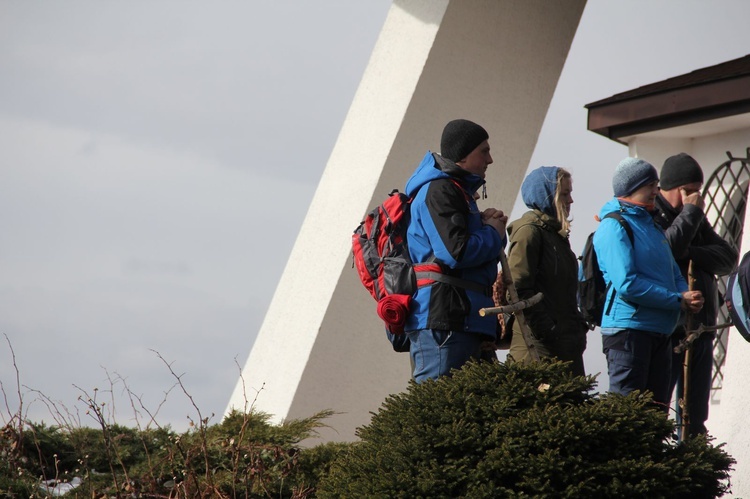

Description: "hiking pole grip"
497 249 541 361
674 321 733 354
479 292 543 316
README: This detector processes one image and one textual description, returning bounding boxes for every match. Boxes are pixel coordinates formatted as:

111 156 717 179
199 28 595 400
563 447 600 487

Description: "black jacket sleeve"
661 203 737 276
688 222 738 277
660 203 704 261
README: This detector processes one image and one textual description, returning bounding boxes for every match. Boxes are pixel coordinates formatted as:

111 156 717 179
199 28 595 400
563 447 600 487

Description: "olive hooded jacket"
506 166 587 342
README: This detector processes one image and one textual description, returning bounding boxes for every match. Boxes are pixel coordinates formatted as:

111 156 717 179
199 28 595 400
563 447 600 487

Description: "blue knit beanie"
612 157 659 197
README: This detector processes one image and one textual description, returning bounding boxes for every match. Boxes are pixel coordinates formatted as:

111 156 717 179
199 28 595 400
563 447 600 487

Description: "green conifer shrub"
318 360 734 498
0 409 343 497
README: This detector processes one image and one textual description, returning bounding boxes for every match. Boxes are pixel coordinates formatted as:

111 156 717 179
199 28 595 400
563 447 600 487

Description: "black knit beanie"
660 153 704 190
440 119 489 162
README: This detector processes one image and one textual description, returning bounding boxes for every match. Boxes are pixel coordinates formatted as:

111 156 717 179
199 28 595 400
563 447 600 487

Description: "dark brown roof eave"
585 74 750 143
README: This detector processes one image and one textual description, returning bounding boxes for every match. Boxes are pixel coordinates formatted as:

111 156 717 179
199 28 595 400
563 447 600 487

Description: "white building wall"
707 127 750 497
627 123 750 174
714 226 750 496
225 0 585 443
629 122 750 496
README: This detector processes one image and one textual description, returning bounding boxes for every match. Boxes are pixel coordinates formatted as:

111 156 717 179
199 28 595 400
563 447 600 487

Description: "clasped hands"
481 208 508 237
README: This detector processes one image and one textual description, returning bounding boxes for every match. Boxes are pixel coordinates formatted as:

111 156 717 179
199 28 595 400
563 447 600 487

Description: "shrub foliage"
0 409 346 498
0 359 736 497
318 360 734 498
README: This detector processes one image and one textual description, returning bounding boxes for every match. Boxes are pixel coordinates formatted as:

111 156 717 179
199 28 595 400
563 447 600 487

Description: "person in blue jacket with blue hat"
594 157 704 409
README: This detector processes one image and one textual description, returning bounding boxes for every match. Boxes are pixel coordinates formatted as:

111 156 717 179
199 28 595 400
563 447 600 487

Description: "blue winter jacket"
593 198 687 335
404 151 505 337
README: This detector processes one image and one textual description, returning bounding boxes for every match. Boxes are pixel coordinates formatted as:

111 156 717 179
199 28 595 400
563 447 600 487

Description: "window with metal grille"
703 147 750 402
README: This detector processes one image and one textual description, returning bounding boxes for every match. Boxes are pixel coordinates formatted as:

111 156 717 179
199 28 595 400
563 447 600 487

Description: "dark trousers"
602 329 672 410
669 328 713 436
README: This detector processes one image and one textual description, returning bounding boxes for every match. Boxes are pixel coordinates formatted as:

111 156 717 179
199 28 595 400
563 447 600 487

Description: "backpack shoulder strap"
602 211 634 246
597 211 635 319
411 177 471 207
449 178 473 202
424 176 473 201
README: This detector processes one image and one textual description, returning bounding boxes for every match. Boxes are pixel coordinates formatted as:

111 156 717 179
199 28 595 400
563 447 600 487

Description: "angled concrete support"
226 0 585 442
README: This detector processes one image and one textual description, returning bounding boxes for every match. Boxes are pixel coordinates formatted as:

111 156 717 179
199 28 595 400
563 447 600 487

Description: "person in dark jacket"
404 119 507 382
506 166 588 376
653 153 738 436
595 157 704 410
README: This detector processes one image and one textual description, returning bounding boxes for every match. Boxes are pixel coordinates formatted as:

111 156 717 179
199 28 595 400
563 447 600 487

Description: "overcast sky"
1 1 748 432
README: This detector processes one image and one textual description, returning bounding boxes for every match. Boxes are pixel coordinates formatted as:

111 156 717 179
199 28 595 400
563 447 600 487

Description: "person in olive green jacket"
506 166 588 376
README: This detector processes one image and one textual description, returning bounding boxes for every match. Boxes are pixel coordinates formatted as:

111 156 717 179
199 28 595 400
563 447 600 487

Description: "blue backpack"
726 250 750 342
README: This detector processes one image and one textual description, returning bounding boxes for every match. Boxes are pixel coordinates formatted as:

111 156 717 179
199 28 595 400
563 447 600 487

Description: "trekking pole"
679 261 696 441
674 322 732 354
478 291 543 315
479 250 541 361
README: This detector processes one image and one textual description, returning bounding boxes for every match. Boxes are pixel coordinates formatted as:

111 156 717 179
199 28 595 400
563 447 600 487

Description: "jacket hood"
598 197 652 221
521 166 558 217
405 151 484 197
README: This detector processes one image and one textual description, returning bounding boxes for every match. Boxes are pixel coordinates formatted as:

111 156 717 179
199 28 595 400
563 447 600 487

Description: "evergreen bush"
318 360 734 498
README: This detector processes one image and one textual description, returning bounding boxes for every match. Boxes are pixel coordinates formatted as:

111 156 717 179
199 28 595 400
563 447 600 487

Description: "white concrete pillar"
226 0 586 442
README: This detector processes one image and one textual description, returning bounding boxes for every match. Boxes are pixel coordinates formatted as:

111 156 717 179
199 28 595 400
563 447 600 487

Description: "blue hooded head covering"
521 166 559 216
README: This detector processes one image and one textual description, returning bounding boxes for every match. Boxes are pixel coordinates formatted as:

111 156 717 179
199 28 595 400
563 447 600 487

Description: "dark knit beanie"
660 153 704 190
440 119 489 162
612 157 659 197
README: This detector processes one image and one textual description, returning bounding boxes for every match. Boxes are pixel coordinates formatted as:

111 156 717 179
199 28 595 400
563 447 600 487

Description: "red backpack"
352 190 418 351
352 182 483 351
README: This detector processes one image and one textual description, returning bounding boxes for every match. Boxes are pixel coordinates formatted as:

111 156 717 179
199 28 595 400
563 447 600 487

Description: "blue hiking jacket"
593 198 687 335
404 151 505 337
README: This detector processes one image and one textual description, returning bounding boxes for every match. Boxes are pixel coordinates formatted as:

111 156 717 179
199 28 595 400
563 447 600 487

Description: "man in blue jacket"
594 157 704 409
404 119 507 382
